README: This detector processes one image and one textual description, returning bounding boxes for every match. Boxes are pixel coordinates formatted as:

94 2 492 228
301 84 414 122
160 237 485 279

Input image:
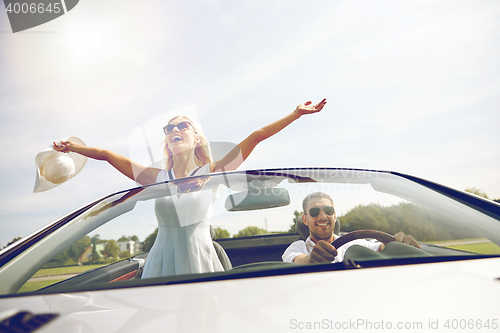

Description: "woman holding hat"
54 99 327 278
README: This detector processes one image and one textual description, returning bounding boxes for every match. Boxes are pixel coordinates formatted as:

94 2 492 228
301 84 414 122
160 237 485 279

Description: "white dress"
142 164 224 278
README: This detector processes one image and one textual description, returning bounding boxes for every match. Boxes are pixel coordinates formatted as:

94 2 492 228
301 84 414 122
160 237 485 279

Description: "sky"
0 0 499 247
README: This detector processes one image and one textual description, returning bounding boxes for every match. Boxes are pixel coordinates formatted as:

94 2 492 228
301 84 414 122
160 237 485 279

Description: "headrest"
295 215 341 240
295 216 310 240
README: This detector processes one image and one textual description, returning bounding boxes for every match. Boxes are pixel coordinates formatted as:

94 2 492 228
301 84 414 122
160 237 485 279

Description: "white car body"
1 168 499 332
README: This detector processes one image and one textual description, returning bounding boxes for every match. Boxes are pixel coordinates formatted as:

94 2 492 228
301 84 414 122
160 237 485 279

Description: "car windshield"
1 168 499 297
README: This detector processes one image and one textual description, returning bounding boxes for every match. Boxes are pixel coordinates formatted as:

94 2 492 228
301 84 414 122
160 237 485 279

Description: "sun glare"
59 22 102 60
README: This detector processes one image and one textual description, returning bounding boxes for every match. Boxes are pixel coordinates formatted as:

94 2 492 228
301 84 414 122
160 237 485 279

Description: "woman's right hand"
53 140 75 153
52 140 161 185
294 98 327 117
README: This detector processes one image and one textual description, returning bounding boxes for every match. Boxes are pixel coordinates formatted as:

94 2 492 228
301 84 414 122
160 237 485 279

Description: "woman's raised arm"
53 141 161 185
211 99 327 173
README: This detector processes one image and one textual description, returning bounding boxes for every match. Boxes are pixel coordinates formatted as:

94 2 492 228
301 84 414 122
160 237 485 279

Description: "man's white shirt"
282 235 382 263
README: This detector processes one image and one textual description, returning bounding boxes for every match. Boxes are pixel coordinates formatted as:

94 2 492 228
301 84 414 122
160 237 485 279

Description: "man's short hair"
302 192 334 213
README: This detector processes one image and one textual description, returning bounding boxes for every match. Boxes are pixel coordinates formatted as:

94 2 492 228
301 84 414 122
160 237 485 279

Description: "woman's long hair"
162 116 212 170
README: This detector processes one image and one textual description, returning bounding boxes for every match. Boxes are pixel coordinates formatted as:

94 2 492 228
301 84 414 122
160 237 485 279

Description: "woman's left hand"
295 98 327 116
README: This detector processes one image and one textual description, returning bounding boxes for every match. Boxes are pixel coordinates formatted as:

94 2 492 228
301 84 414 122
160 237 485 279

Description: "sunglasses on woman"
309 206 335 217
163 121 197 135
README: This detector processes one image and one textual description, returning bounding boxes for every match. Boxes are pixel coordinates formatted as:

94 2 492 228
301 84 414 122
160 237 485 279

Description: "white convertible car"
0 168 499 332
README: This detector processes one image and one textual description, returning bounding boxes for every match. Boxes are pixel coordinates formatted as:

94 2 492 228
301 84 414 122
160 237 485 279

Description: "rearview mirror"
225 188 290 211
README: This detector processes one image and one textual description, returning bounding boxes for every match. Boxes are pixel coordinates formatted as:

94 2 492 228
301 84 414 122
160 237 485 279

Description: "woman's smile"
171 135 183 143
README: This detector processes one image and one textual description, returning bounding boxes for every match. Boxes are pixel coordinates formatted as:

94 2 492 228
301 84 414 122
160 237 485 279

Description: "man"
282 192 421 264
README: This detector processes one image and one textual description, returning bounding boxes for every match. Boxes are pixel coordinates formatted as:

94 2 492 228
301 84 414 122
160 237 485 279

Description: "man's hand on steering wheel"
309 240 338 263
379 232 421 251
296 231 421 264
395 231 420 248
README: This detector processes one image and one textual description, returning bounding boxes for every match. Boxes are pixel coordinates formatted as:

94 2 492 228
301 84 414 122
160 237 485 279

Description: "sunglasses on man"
163 121 197 135
309 206 335 217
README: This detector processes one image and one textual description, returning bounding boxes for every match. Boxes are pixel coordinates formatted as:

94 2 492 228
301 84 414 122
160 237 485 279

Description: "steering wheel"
331 230 395 249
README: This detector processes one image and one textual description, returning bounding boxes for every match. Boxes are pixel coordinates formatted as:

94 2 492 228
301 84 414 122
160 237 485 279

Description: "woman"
54 99 327 277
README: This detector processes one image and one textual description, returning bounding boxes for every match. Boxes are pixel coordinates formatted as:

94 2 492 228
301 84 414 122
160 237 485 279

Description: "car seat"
210 226 233 270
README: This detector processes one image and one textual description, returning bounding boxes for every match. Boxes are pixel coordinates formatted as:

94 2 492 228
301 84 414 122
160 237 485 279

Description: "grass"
34 264 105 277
18 279 65 293
443 242 500 255
18 264 106 293
427 238 489 245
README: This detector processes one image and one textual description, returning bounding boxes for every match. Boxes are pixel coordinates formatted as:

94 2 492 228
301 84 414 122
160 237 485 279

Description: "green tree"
117 235 130 242
4 237 21 249
43 236 92 267
464 187 499 203
465 187 489 199
102 240 120 259
119 250 131 259
67 236 91 263
143 228 158 252
339 202 479 242
91 234 102 247
214 227 230 239
234 226 267 238
130 235 139 242
49 252 69 266
287 210 302 233
90 247 101 263
90 234 101 264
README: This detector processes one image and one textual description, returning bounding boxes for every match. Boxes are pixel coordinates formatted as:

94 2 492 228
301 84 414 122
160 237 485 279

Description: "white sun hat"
34 136 88 193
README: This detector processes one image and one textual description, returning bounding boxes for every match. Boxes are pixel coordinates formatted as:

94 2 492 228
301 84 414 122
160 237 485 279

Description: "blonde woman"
54 99 327 277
